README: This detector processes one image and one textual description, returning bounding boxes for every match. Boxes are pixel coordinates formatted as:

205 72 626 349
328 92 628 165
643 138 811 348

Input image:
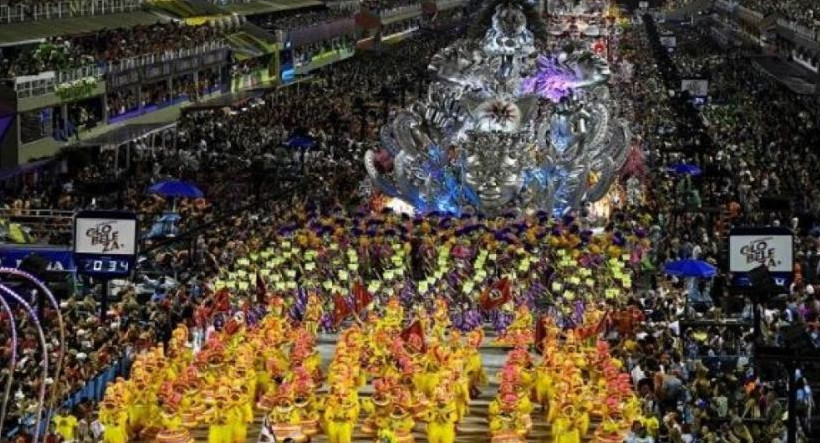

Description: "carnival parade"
0 0 816 441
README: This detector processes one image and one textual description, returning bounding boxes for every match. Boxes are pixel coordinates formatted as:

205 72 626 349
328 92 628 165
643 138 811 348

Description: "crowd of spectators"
6 6 820 443
0 22 226 79
611 16 820 442
0 23 462 437
257 7 352 32
292 36 355 67
360 0 419 14
739 0 819 28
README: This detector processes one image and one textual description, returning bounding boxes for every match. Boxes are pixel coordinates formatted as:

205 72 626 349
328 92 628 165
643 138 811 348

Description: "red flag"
400 320 426 353
256 272 267 305
535 315 547 355
593 310 611 337
332 293 350 327
479 277 512 310
214 288 230 312
352 281 373 313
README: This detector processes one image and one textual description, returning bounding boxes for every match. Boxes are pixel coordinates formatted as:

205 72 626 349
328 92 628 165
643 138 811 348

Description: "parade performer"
203 394 233 443
267 387 307 443
303 292 323 335
383 404 415 443
292 368 321 438
227 388 253 443
552 405 581 443
361 378 395 436
127 368 157 436
154 396 194 443
464 329 487 398
323 386 359 443
424 385 458 443
100 400 128 443
488 389 527 443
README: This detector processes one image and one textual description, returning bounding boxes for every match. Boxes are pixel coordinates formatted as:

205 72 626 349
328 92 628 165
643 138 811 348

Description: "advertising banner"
729 227 793 286
74 216 137 255
0 246 74 272
74 211 138 278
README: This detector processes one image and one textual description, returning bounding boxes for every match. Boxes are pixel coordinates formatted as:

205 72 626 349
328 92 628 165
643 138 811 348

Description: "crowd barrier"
2 351 132 439
61 352 133 410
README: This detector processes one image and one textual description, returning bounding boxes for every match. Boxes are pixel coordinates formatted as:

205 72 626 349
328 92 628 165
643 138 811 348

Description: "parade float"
364 0 629 217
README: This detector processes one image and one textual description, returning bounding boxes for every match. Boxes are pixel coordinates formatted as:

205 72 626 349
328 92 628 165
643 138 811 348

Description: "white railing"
326 0 360 13
714 0 735 12
379 3 421 19
14 64 104 99
56 64 106 85
0 0 143 24
13 41 226 98
777 18 818 42
436 0 464 10
208 0 253 4
107 40 229 74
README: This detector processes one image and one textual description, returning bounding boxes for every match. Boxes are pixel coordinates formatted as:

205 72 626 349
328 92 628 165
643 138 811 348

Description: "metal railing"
13 41 228 99
777 18 819 42
14 64 105 99
0 208 74 242
736 5 763 22
107 40 229 74
326 0 360 12
378 3 421 19
0 0 143 24
714 0 735 12
435 0 464 10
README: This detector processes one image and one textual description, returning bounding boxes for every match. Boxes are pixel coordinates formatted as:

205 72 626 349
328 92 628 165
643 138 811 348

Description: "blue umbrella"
667 163 702 176
286 136 316 150
663 259 717 278
147 180 203 199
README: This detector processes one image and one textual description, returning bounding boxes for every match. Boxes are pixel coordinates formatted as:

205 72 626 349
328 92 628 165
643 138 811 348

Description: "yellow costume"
53 412 78 442
203 399 232 443
154 405 194 443
323 392 358 443
268 395 306 443
100 402 128 443
425 398 458 443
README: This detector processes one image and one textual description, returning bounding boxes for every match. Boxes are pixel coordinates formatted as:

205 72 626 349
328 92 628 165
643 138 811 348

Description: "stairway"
138 335 568 442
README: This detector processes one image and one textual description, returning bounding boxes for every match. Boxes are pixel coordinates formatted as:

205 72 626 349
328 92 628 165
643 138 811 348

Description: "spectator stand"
225 22 280 91
220 0 324 17
71 122 177 175
284 18 357 77
1 33 232 169
0 0 144 24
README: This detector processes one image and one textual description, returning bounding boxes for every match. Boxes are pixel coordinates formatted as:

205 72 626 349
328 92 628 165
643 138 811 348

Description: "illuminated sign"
74 211 138 278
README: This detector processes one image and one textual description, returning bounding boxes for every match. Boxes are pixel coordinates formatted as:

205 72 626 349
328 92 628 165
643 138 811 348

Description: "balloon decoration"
363 0 629 216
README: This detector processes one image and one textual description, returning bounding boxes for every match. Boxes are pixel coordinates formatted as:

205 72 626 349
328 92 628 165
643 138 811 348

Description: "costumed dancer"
267 385 307 443
464 329 487 399
100 399 128 443
323 385 359 443
153 393 194 443
203 393 232 443
424 385 458 443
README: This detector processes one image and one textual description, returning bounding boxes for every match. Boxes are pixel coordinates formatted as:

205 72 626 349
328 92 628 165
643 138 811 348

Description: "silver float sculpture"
364 0 629 215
